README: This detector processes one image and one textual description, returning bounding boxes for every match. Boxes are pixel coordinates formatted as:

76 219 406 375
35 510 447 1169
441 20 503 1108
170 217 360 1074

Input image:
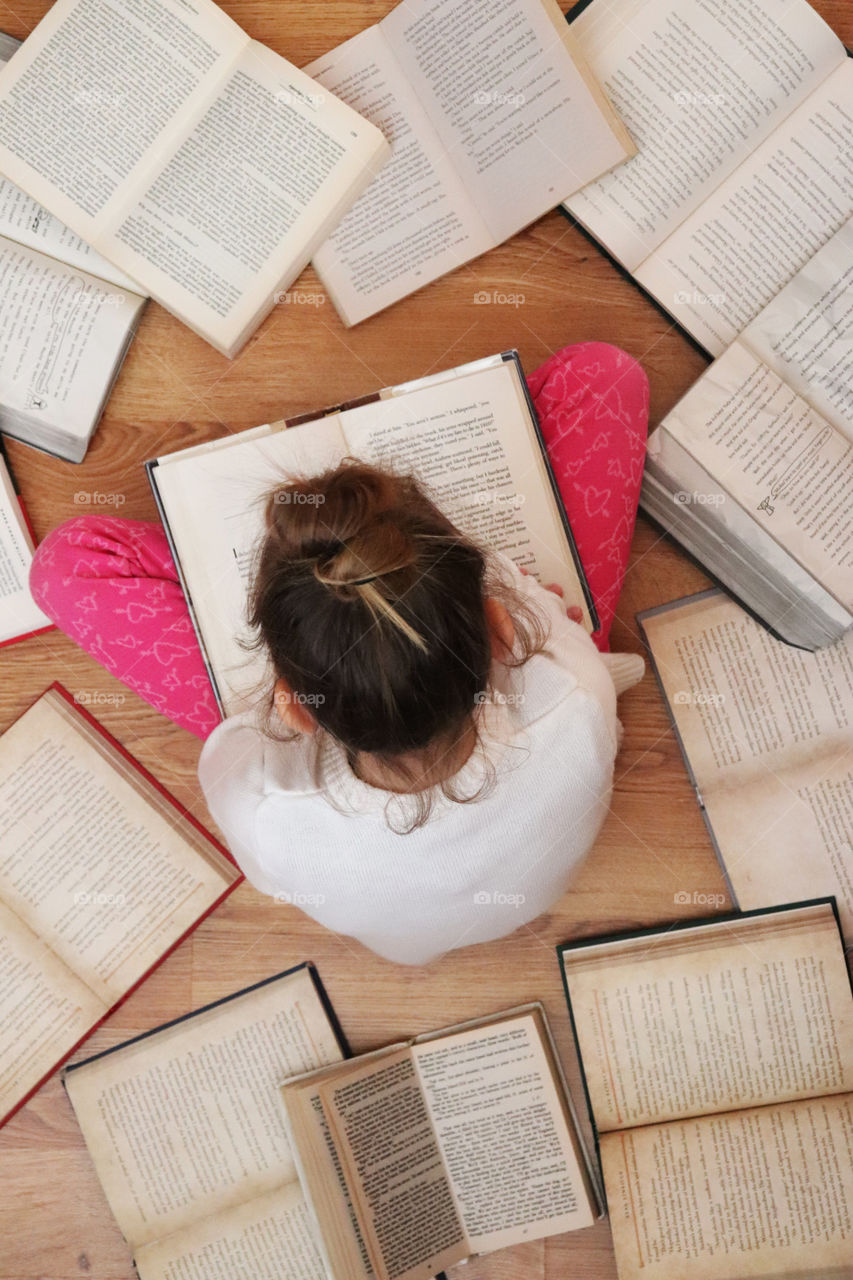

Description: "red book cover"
0 682 243 1128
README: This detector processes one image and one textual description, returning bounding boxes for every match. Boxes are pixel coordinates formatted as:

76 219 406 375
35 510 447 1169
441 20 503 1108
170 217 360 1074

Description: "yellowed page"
133 1184 327 1280
152 414 347 714
0 456 51 642
641 592 853 791
0 0 245 241
657 343 853 609
411 1011 596 1254
0 898 104 1117
64 965 343 1250
567 0 844 273
560 902 853 1134
601 1092 853 1280
322 1049 469 1280
283 1070 378 1280
0 691 235 1005
636 60 853 356
340 360 592 626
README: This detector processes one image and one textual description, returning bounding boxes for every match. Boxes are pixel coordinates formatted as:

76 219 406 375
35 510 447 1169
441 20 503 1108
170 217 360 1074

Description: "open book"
305 0 633 325
641 218 853 650
0 0 389 358
559 899 853 1280
147 351 596 716
564 0 853 358
638 589 853 947
63 963 346 1280
282 1003 601 1280
0 29 146 461
0 684 240 1126
0 443 52 645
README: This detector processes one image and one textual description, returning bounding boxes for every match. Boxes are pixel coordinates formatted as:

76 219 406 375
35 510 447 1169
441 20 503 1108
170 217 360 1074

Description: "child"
31 343 648 964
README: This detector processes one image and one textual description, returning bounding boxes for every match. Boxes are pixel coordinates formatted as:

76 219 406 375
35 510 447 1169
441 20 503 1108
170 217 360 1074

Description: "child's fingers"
566 605 584 624
545 582 564 597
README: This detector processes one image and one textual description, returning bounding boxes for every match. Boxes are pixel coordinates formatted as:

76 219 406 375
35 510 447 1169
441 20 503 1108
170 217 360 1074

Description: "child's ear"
274 677 317 734
484 597 515 661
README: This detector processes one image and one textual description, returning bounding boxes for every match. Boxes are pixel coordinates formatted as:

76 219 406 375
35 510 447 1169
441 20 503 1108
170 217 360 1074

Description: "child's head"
249 462 542 775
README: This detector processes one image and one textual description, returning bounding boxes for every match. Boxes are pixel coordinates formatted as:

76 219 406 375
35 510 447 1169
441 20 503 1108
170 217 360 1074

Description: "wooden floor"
2 1 852 1275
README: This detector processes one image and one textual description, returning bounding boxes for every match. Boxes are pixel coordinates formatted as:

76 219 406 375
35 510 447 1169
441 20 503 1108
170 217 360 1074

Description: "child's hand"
545 582 584 625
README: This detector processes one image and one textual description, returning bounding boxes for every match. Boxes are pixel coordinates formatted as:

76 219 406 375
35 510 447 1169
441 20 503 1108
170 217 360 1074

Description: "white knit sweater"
198 563 644 965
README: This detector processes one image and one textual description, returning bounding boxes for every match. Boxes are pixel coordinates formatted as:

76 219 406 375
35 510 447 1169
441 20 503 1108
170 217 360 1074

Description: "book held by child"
559 899 853 1280
147 351 596 715
0 444 51 645
0 0 390 357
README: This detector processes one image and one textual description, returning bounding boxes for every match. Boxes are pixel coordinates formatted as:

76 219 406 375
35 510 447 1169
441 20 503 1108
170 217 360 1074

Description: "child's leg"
30 516 220 739
526 342 649 650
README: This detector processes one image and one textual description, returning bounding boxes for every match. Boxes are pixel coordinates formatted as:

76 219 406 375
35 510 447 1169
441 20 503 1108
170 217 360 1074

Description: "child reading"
30 343 648 964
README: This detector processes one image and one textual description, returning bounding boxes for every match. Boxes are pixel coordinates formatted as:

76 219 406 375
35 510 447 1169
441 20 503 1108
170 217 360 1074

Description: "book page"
559 901 853 1134
660 342 853 610
282 1072 376 1280
0 898 104 1118
64 965 343 1250
0 237 145 451
641 591 853 939
566 0 844 272
384 0 631 246
0 457 51 643
636 60 853 355
307 27 492 327
322 1050 469 1280
0 0 245 240
0 691 235 1005
411 1012 596 1254
742 216 853 439
102 41 388 354
340 360 592 626
0 37 141 292
600 1092 853 1280
133 1184 327 1280
152 415 347 713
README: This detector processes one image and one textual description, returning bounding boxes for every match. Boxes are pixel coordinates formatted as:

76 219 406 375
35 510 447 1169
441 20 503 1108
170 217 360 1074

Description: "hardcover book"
147 351 597 716
638 589 853 944
64 963 347 1280
558 899 853 1280
0 683 241 1126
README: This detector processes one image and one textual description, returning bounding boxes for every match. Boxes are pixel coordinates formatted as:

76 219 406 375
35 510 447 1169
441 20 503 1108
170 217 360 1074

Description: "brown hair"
248 461 545 825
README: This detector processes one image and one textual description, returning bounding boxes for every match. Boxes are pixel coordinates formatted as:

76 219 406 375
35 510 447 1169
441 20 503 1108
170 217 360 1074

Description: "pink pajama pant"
30 343 649 740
